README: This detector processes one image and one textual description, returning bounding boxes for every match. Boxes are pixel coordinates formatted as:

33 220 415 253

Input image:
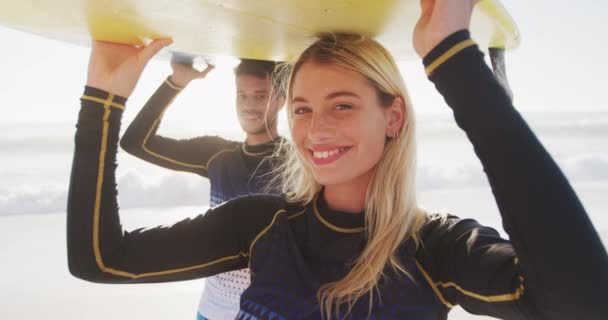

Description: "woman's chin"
313 171 350 188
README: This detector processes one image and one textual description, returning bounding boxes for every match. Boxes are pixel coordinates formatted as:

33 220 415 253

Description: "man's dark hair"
234 59 280 79
235 59 286 97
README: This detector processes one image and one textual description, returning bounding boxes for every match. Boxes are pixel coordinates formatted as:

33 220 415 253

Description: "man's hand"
169 54 215 88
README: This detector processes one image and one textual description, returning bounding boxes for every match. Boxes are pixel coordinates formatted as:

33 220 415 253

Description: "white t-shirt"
197 268 250 319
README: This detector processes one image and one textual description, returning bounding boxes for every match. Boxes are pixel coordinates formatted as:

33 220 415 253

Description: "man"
120 56 285 320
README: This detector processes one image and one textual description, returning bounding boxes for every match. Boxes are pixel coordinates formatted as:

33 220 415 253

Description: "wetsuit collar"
242 136 283 157
313 191 366 233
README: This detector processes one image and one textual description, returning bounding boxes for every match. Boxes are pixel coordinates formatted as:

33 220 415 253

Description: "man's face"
235 74 282 135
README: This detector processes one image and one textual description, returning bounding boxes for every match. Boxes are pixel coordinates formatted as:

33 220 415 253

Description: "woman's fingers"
419 0 436 16
140 39 173 65
86 39 172 97
413 0 478 58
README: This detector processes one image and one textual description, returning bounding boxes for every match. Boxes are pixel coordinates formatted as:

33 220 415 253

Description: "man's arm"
119 77 237 177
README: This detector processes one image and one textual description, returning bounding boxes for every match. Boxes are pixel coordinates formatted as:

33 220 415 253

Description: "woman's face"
290 62 401 188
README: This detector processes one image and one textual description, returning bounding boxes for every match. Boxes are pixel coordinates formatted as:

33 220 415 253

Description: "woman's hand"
86 39 172 98
413 0 479 58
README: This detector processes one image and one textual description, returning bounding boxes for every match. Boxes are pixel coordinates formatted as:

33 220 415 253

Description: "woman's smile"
308 146 352 166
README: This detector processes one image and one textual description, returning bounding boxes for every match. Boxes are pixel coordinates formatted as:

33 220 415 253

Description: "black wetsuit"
67 31 608 319
119 76 283 319
119 77 282 207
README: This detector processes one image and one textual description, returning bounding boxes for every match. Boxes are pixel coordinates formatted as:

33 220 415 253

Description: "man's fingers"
171 52 195 66
198 64 215 78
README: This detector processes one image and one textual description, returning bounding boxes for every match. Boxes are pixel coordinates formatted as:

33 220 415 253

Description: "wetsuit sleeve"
67 87 277 283
119 78 238 177
416 216 525 318
417 30 608 319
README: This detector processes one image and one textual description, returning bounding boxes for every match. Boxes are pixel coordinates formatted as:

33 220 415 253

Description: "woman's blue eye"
336 104 352 110
294 107 311 114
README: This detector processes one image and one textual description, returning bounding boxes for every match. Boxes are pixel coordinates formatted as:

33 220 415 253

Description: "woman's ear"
385 97 406 139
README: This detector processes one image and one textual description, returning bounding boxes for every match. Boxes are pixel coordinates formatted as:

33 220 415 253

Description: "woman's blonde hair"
274 33 427 318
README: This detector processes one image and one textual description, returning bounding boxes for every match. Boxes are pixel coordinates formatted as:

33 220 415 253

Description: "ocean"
1 110 606 319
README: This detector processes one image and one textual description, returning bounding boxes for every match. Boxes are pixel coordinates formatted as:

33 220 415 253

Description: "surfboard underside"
0 0 520 61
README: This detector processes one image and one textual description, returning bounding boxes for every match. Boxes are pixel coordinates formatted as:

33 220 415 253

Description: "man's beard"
247 116 277 136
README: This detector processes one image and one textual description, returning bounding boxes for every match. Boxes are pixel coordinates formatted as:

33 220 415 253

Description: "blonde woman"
67 0 607 319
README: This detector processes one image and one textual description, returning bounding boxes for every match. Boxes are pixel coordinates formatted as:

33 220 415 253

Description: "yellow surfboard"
0 0 519 61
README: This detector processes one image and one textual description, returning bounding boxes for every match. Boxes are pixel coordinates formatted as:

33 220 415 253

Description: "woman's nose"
307 112 335 143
